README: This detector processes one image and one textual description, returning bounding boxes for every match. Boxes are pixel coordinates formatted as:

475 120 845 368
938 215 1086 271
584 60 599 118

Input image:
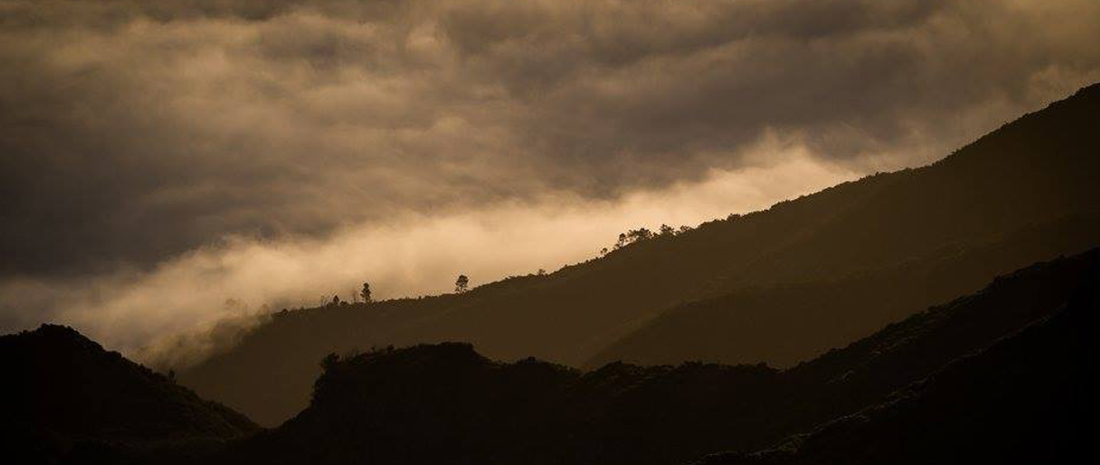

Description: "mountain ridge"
211 249 1100 464
183 82 1100 425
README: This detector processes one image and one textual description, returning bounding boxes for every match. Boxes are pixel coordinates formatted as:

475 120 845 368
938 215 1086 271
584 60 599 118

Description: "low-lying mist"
0 147 856 367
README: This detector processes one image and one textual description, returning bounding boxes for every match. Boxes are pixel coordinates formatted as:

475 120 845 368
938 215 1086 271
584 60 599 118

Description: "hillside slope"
183 82 1100 425
213 250 1100 465
589 209 1100 367
697 266 1100 465
0 325 258 463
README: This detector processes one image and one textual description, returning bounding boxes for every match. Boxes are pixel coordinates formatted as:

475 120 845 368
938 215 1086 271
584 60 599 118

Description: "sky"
2 0 1100 360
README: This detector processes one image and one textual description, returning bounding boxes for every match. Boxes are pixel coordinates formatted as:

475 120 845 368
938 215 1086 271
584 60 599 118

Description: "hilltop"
0 324 257 463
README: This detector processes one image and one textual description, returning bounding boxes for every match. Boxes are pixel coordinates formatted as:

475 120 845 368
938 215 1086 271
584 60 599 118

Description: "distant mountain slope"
0 325 257 464
697 265 1100 465
183 82 1100 425
589 209 1100 368
213 250 1100 465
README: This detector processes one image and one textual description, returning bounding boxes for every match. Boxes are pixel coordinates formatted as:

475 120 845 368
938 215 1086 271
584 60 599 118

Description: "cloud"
0 143 855 362
3 0 1100 277
1 0 1100 354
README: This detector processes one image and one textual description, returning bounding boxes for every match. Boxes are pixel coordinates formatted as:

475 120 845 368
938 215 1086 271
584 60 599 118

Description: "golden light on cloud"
1 144 855 363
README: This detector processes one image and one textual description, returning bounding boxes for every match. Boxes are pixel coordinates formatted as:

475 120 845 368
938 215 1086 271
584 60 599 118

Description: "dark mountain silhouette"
0 325 257 464
212 250 1100 465
182 82 1100 425
696 262 1100 465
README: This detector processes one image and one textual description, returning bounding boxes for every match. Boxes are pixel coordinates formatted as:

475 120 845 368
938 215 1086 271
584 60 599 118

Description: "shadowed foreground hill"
215 250 1100 465
184 82 1100 425
0 325 257 464
697 265 1100 465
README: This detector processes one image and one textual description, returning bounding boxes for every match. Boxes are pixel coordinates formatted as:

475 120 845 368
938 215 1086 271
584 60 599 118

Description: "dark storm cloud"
2 0 1100 278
